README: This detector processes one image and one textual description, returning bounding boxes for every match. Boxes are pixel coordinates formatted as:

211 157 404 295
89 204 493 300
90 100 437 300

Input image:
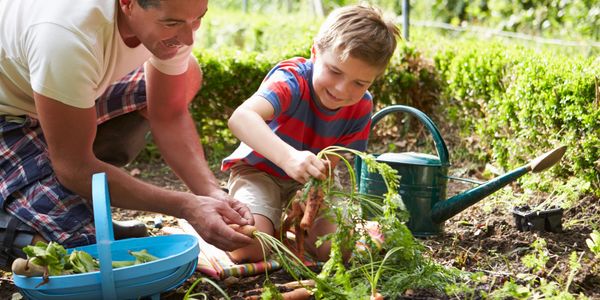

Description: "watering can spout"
430 145 567 223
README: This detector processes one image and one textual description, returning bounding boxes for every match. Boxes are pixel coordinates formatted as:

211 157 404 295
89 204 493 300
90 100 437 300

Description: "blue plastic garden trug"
13 173 200 300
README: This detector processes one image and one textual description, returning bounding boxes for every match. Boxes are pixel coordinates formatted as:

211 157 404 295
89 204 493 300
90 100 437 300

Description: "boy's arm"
228 95 327 183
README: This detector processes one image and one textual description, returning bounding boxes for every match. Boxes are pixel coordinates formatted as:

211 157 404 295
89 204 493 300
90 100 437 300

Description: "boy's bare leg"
304 216 337 262
228 214 273 263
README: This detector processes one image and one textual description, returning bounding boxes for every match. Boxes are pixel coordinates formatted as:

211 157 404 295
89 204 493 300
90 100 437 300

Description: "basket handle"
92 172 117 299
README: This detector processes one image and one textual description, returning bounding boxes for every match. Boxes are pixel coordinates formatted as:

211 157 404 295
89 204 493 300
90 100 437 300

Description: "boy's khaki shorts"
227 162 302 229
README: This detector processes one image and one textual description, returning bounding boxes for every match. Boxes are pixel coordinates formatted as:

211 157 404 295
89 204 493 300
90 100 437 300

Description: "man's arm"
144 57 253 221
33 90 252 251
143 59 222 195
228 95 327 183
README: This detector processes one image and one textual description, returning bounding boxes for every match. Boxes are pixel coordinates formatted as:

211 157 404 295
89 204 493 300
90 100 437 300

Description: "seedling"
183 277 230 300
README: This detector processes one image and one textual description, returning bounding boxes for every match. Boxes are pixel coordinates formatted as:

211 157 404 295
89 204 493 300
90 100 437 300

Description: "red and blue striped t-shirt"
222 57 372 179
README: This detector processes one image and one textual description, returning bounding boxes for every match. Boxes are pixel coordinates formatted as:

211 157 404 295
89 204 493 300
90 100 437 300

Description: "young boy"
222 4 400 263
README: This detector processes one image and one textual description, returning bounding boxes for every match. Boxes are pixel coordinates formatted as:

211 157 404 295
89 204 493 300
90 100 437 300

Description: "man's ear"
120 0 134 15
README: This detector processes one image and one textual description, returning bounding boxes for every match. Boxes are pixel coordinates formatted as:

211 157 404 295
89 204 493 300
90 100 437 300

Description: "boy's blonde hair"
314 5 400 70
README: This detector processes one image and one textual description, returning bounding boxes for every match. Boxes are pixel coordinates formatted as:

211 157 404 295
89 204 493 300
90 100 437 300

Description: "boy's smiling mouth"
326 89 343 102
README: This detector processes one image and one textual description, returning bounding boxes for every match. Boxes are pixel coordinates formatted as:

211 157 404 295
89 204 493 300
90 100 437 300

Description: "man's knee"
93 111 150 167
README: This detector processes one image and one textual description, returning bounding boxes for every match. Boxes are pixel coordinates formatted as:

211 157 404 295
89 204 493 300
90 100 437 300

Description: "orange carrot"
245 288 310 300
294 222 305 261
228 224 257 238
245 280 315 295
280 287 311 300
299 185 324 229
281 199 304 234
370 292 384 300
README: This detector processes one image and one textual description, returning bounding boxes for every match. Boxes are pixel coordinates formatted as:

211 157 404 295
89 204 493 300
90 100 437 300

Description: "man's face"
311 46 381 110
122 0 208 60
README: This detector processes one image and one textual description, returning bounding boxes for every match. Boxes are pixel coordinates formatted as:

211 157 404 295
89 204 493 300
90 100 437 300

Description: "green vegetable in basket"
15 241 159 277
111 260 136 268
22 241 68 276
112 250 159 268
68 250 98 273
130 249 159 263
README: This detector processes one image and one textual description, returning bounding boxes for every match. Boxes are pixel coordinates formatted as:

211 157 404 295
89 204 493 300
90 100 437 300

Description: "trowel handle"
368 105 450 165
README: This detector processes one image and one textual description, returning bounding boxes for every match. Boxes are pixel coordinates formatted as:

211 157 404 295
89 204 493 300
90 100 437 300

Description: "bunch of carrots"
227 178 326 300
226 146 398 300
281 178 325 260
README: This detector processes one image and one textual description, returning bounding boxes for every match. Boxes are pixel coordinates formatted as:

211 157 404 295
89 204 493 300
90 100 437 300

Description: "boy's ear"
310 44 317 60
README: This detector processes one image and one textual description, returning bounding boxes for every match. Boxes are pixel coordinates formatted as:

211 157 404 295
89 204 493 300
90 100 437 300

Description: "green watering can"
356 105 567 236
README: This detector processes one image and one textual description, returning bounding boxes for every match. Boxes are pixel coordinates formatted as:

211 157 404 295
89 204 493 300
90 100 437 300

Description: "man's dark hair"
136 0 161 9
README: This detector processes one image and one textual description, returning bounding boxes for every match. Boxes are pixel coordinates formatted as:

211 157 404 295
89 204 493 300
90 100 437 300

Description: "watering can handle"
92 172 118 299
369 105 450 165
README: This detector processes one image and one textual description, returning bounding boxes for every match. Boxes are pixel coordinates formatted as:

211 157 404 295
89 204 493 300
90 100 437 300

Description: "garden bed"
2 160 598 299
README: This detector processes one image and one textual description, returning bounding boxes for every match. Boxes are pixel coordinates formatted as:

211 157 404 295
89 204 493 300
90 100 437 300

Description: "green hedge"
433 40 599 194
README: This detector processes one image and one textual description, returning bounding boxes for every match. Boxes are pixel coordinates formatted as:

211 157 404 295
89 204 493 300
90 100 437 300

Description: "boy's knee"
228 240 265 264
313 245 332 262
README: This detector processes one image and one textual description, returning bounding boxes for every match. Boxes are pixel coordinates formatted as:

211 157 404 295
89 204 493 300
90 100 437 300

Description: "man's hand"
182 194 254 251
280 150 328 184
207 188 254 226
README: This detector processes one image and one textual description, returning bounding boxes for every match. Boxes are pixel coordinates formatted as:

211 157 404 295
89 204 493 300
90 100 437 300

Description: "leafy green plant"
183 277 231 300
586 230 600 256
360 246 403 299
296 146 459 298
564 251 584 294
489 240 588 299
584 230 600 275
521 238 550 274
489 279 532 299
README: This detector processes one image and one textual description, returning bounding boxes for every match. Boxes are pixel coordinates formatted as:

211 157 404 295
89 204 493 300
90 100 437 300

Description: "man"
0 0 253 270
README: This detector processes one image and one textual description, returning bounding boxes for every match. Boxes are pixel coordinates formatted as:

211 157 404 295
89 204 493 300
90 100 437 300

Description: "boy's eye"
163 23 179 28
355 82 366 87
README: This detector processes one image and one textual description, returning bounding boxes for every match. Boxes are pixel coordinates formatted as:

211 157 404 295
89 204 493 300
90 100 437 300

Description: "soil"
2 143 599 299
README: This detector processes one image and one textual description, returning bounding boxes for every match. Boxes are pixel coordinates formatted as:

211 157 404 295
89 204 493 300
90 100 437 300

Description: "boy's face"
120 0 207 60
311 46 381 110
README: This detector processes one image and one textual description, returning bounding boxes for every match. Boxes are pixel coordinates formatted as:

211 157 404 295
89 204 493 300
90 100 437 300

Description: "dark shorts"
0 67 147 248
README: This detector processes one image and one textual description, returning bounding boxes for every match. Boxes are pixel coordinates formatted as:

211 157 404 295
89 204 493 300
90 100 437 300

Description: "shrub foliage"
434 40 599 193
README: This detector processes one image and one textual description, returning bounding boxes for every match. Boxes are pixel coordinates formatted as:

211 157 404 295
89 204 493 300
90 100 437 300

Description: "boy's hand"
281 150 327 184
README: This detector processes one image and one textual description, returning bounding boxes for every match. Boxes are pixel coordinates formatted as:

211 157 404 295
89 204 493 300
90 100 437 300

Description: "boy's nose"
334 81 349 96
